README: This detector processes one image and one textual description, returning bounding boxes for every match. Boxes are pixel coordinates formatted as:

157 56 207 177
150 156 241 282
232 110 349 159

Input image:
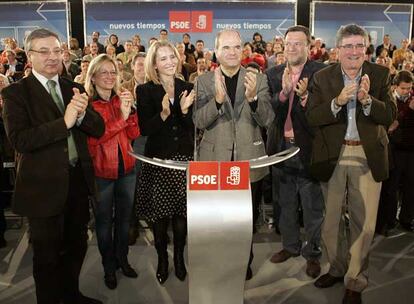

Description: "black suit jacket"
1 73 105 217
136 78 194 159
265 60 326 168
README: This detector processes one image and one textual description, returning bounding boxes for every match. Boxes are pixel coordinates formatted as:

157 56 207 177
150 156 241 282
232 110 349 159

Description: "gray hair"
214 29 242 50
335 24 368 47
24 28 60 52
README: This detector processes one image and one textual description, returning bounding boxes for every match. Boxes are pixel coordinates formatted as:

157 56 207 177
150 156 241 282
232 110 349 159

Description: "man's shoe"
79 294 103 304
119 263 138 278
314 273 343 288
342 289 362 304
104 272 117 289
270 249 299 263
306 259 321 278
245 266 253 281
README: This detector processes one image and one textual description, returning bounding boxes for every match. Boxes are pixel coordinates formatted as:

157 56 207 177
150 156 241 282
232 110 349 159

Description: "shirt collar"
341 66 362 82
32 68 59 88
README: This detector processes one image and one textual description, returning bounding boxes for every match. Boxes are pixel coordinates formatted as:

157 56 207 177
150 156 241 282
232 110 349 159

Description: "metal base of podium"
187 188 252 304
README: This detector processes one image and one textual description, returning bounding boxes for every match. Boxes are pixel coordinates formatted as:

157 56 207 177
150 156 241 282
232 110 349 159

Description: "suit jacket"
265 60 326 169
136 78 194 159
194 67 274 182
1 73 105 217
306 61 396 182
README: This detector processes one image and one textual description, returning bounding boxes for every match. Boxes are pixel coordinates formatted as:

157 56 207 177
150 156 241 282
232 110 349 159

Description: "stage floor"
1 223 414 304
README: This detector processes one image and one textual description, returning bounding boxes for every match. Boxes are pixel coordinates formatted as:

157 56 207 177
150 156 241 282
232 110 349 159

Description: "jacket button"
172 126 178 131
174 137 178 141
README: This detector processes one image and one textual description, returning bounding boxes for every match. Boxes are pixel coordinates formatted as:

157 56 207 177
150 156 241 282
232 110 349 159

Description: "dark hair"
160 29 168 34
243 42 254 50
183 33 190 38
253 32 262 40
246 61 261 72
284 25 311 46
196 40 204 45
393 70 413 86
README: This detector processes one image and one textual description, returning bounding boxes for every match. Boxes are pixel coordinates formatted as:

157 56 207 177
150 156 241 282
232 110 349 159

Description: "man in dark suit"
375 34 397 58
4 50 24 82
1 28 104 304
265 25 325 278
307 24 396 304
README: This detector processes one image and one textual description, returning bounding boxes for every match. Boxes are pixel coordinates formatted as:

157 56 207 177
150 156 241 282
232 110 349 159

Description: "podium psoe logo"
189 162 219 190
226 166 241 185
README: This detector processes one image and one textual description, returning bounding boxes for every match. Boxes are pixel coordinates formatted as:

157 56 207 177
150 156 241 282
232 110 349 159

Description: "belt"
343 140 361 146
284 137 295 144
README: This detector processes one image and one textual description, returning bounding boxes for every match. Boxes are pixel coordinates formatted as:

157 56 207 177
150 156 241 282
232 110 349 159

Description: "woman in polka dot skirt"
136 40 195 284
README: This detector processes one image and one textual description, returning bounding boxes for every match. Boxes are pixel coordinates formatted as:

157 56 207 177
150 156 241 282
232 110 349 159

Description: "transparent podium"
129 147 299 304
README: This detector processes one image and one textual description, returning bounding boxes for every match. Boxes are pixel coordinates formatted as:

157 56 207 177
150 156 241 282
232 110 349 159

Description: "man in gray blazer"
194 29 274 280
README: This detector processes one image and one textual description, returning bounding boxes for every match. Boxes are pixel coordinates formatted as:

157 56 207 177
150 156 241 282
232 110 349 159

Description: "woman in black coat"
136 40 194 284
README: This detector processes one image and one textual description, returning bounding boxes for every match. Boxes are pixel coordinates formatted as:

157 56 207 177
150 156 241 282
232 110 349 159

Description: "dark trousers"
377 149 414 229
95 170 136 273
28 164 90 304
272 141 324 260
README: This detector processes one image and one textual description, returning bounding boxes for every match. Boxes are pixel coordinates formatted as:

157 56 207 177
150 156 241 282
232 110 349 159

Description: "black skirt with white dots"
136 154 192 223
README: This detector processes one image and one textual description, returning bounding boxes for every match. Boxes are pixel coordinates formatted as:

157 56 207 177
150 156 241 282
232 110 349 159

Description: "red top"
87 94 140 179
241 54 266 70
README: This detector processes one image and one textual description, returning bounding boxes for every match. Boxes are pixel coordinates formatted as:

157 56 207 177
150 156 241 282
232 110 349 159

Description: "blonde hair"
84 54 120 98
144 40 181 84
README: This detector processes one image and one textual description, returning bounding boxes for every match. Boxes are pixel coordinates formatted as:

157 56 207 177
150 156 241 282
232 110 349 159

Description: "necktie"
47 80 79 166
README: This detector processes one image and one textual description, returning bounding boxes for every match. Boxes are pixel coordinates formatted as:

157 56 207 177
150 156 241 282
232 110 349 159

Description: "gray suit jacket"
194 67 274 182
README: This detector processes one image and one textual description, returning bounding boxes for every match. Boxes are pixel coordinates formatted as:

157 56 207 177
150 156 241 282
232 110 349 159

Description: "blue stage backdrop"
311 1 413 49
0 1 69 49
83 0 296 50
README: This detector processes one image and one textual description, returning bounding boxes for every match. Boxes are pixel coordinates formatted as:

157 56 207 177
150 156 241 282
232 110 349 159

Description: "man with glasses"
307 24 396 304
1 28 104 304
265 25 325 279
194 29 274 280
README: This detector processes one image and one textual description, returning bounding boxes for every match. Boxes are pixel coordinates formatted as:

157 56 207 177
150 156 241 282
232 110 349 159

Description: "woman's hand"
160 93 171 121
180 90 195 114
119 88 134 120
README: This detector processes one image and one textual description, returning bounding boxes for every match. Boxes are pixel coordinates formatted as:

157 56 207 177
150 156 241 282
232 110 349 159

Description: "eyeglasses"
97 70 117 77
339 44 366 51
285 41 306 48
30 49 63 57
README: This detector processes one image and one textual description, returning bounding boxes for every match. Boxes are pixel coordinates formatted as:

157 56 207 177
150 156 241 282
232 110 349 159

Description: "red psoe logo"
220 161 250 190
188 161 219 190
169 11 191 33
169 10 213 33
191 11 213 33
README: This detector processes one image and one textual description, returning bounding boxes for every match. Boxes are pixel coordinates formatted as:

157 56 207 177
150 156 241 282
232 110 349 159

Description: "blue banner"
84 0 296 49
0 1 69 48
311 2 413 49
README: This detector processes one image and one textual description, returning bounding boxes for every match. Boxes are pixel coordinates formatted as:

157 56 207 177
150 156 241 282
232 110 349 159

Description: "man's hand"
244 71 257 102
357 74 371 106
71 88 88 118
180 89 195 114
215 68 226 104
281 66 293 97
64 102 79 129
160 93 171 121
295 77 308 97
336 82 358 106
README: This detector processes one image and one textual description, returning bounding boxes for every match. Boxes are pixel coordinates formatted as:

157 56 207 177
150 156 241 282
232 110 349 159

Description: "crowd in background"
0 27 413 304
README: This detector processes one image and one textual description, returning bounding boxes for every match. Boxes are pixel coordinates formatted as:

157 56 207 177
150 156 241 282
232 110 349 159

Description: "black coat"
136 78 194 159
265 60 326 170
1 73 104 217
